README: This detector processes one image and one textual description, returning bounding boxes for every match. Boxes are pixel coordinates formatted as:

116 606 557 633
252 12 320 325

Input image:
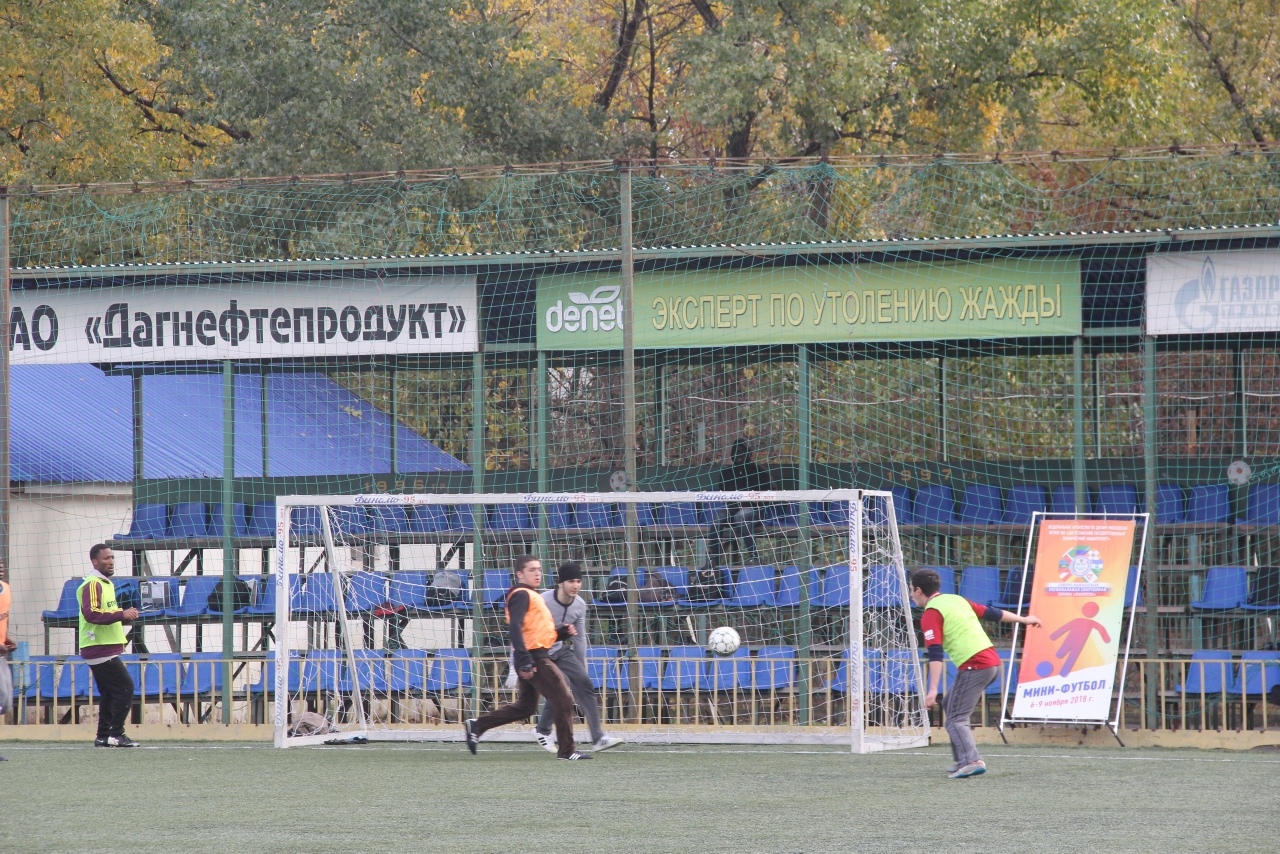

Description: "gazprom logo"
545 285 625 333
1174 256 1280 332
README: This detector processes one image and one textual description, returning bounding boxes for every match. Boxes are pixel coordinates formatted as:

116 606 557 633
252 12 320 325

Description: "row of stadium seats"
1173 650 1280 698
109 483 1280 542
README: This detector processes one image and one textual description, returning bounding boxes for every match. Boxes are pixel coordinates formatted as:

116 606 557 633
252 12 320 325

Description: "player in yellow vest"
910 567 1040 779
79 545 140 747
463 555 590 760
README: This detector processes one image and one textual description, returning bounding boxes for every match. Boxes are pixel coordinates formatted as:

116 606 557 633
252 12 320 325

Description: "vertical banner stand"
999 512 1150 747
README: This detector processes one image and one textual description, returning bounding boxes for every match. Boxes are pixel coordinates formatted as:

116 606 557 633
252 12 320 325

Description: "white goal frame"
272 489 928 752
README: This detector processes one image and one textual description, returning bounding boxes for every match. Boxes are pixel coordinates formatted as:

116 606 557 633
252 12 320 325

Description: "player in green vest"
79 545 140 747
910 567 1040 779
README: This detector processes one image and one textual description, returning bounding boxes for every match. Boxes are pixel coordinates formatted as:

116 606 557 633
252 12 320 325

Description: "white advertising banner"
8 276 477 363
1147 250 1280 335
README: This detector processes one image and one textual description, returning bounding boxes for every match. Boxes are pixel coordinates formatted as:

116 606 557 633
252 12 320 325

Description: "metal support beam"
1143 337 1160 728
797 345 813 725
1073 336 1086 514
220 360 235 724
620 167 641 692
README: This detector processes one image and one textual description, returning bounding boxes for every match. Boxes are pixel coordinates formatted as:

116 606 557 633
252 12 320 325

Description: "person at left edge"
79 545 140 747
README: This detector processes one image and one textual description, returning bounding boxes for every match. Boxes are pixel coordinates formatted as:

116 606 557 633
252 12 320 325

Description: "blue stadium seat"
958 566 1001 608
1186 484 1230 524
660 646 705 692
452 505 476 532
994 565 1029 611
577 503 622 529
868 649 919 694
701 647 750 693
291 507 323 538
367 506 411 534
1242 565 1280 612
726 566 777 608
1003 485 1046 526
339 649 389 694
1245 483 1280 525
1230 651 1280 701
178 651 227 699
984 649 1020 697
698 502 728 527
206 575 256 615
1189 566 1248 610
544 503 575 529
1176 650 1234 696
489 504 532 531
762 503 800 528
634 503 656 527
643 566 689 601
865 564 908 610
775 565 816 608
245 575 285 617
657 502 701 528
823 658 849 695
1051 485 1085 514
329 506 370 539
208 503 249 538
293 573 339 616
913 485 955 524
51 660 95 700
408 504 453 533
889 487 913 525
388 649 430 694
959 484 1003 524
478 569 511 609
1095 484 1138 515
246 501 277 538
1156 484 1186 524
309 649 345 694
388 571 430 611
816 565 851 608
41 577 84 622
118 503 168 539
675 567 730 608
345 571 388 614
127 653 184 700
165 576 222 619
588 646 630 692
752 646 796 692
636 646 663 691
593 566 630 609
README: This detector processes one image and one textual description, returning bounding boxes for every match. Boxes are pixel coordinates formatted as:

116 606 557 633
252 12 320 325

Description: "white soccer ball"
707 626 741 656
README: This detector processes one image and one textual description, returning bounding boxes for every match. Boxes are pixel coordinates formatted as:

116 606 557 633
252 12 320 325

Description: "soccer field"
2 741 1275 853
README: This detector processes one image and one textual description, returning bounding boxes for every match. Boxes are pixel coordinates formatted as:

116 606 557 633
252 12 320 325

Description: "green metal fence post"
1143 336 1160 729
221 360 235 724
470 351 485 714
797 345 812 726
1073 336 1087 514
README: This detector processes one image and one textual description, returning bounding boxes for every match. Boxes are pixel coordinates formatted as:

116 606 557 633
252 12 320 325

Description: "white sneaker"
591 735 623 752
535 733 556 753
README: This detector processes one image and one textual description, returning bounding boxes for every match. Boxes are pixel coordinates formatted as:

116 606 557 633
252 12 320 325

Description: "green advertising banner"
536 257 1081 349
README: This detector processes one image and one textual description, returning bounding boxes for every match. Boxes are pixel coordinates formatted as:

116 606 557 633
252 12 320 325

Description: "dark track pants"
472 652 577 758
89 657 134 739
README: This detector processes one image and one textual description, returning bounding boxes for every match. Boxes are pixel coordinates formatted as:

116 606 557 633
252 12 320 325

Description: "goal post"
270 490 928 751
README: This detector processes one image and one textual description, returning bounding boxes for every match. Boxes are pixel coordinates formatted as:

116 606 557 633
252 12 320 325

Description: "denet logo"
544 285 625 333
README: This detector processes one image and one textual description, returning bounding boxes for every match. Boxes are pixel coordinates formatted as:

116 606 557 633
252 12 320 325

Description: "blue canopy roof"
12 365 468 482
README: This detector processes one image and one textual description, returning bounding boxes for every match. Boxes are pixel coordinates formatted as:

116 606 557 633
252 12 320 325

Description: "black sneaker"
94 737 110 747
558 751 593 760
463 718 478 755
107 735 139 748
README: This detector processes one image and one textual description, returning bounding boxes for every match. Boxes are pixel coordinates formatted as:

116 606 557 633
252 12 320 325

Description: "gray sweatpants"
945 666 997 766
535 649 604 744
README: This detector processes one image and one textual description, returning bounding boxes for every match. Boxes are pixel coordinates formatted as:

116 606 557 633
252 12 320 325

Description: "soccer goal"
271 490 928 752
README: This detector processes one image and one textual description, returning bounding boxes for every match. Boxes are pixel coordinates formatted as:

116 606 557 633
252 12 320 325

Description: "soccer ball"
707 626 741 656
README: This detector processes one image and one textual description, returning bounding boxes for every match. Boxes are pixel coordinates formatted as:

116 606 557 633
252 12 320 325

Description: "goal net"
272 490 928 752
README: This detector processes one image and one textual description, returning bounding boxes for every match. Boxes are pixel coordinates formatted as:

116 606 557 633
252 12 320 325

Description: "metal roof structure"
12 365 468 482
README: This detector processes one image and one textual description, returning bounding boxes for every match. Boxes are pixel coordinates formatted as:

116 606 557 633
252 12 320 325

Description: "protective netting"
8 148 1280 737
6 148 1280 268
